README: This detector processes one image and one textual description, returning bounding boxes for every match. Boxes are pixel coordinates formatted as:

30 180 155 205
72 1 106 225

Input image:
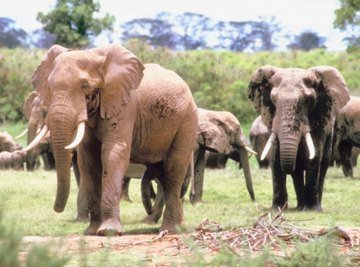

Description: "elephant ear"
23 91 39 120
31 45 69 108
98 44 144 119
197 110 232 154
309 66 350 130
248 65 278 129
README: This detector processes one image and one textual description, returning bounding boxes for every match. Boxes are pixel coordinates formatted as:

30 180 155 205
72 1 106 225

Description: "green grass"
0 158 359 265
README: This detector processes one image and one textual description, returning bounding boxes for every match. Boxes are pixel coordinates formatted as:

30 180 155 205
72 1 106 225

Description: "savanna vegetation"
0 158 359 266
1 43 360 125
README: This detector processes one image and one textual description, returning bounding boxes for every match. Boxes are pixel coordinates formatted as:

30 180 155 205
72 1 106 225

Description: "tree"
175 12 211 50
30 29 56 48
121 13 179 49
214 21 253 51
37 0 114 48
287 31 326 51
0 17 28 48
334 0 360 51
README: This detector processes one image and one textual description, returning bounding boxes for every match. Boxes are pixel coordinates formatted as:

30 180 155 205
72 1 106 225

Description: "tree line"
0 0 359 51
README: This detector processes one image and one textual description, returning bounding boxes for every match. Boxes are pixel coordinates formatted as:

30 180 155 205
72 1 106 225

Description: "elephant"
204 151 228 169
248 65 350 211
249 116 271 168
21 91 56 171
25 44 198 236
0 131 24 169
0 131 21 152
139 108 256 224
333 96 360 177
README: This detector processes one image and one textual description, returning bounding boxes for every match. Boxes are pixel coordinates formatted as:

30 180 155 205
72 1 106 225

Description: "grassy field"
0 157 359 266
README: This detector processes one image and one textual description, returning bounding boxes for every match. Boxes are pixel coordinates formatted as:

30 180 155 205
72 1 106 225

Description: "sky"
0 0 347 50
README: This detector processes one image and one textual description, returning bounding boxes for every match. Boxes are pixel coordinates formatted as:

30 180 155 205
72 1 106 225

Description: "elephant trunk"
47 108 76 213
238 148 255 201
26 121 38 170
277 103 302 174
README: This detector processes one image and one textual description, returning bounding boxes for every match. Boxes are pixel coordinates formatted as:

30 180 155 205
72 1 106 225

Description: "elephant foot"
140 214 160 224
96 219 122 236
271 202 288 211
75 213 89 222
84 222 101 235
189 193 202 205
303 205 322 212
160 220 183 234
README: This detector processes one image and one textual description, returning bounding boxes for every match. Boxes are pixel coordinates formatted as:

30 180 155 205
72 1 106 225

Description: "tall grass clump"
0 203 69 267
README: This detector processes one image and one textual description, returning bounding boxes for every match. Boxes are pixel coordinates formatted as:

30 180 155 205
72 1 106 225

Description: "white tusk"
245 145 257 155
305 132 315 160
261 132 276 161
23 126 49 152
64 122 85 150
15 128 28 139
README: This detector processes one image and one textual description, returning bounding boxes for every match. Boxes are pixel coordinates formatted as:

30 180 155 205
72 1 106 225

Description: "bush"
1 44 359 125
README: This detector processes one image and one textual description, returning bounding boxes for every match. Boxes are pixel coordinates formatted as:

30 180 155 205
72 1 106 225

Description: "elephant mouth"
261 130 315 162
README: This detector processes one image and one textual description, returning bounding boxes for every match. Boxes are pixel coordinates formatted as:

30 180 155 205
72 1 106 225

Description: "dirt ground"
18 226 360 266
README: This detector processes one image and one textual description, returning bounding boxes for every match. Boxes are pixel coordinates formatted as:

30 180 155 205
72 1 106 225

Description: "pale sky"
0 0 347 50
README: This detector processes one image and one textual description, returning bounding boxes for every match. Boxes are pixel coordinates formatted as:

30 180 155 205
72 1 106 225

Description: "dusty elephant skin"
140 108 255 224
22 91 56 171
333 96 360 177
248 65 350 211
28 44 198 236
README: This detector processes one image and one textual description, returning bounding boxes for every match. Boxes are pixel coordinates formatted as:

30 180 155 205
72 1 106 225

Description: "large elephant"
25 44 198 235
140 108 256 224
249 116 271 168
333 96 360 177
248 65 350 211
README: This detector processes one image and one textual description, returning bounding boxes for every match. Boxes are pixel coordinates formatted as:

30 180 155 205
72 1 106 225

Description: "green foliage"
334 0 360 52
1 45 360 125
0 49 44 123
37 0 114 48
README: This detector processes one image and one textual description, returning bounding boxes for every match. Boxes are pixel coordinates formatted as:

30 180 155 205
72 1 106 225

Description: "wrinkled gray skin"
140 108 255 224
0 132 21 153
248 65 350 211
249 116 271 168
32 44 197 235
23 91 55 170
333 96 360 177
0 131 24 169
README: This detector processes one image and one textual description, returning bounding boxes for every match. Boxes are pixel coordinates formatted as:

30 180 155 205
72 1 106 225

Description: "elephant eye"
81 82 89 91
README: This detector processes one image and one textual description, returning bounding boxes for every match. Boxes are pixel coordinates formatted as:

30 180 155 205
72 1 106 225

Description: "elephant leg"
271 147 288 209
121 177 132 202
161 135 193 232
191 146 205 204
339 142 353 177
317 135 333 207
142 180 165 224
291 168 304 210
78 142 102 235
72 150 88 222
96 141 130 236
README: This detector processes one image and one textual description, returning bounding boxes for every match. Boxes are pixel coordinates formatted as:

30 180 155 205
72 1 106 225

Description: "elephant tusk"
305 132 316 160
23 126 49 152
65 122 86 150
15 128 28 139
245 145 257 155
261 132 276 161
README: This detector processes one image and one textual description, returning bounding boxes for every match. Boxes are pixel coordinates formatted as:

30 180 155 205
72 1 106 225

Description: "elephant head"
25 44 144 213
196 108 255 201
248 65 350 174
23 91 49 170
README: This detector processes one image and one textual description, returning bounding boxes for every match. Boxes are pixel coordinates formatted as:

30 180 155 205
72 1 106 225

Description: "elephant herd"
0 43 357 236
